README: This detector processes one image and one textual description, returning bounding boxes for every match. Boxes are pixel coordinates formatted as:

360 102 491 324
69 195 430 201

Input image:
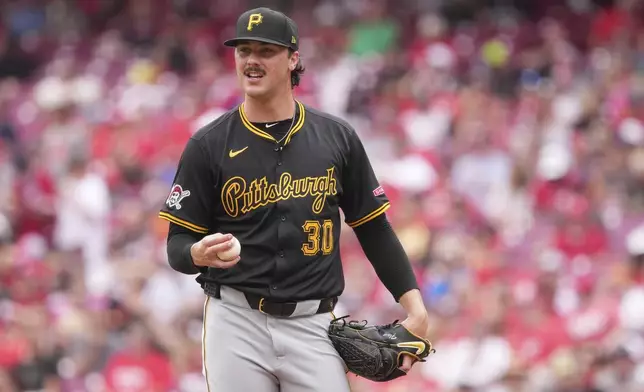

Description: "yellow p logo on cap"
247 13 263 31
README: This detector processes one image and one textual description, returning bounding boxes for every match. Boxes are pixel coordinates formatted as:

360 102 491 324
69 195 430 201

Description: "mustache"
244 67 265 75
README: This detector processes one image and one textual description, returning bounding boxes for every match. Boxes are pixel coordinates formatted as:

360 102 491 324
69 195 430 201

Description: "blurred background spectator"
1 0 644 391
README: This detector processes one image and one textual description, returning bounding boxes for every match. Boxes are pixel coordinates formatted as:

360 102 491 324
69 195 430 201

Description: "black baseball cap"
223 7 299 51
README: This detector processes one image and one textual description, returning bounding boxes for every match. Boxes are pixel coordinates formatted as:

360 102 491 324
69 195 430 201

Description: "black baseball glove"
327 315 435 382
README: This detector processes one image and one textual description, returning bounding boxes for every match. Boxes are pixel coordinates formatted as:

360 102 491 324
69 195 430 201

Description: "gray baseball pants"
201 285 352 392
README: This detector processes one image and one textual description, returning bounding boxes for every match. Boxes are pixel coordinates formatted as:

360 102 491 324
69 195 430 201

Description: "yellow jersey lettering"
220 167 338 217
221 176 246 217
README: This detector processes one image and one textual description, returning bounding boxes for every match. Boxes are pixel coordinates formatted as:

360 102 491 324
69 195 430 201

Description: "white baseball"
217 236 241 261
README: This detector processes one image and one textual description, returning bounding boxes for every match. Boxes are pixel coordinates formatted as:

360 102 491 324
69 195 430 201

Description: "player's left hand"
399 314 430 373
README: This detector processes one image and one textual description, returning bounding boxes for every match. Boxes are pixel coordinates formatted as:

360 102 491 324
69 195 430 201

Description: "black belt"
204 283 337 318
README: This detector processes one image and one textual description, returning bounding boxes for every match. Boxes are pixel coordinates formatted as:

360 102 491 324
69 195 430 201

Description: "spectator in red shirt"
12 153 57 244
553 213 608 261
103 322 176 392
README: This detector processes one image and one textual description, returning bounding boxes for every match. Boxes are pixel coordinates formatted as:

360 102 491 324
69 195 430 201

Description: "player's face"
235 41 298 99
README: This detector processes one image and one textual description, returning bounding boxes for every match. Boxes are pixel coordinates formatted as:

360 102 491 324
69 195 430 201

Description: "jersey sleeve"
158 137 214 234
339 128 390 228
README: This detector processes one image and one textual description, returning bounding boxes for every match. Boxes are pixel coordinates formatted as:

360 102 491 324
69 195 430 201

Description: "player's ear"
288 50 299 71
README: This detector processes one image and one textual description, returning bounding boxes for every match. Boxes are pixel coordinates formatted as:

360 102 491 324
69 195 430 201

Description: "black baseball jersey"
159 100 390 301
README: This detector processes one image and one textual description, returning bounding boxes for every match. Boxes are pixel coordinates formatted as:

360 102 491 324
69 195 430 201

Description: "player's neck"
243 89 295 122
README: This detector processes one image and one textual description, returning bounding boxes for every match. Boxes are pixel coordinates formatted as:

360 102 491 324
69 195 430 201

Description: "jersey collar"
238 100 306 145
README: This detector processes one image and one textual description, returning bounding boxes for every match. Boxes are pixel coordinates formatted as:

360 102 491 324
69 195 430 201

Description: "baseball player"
159 7 431 392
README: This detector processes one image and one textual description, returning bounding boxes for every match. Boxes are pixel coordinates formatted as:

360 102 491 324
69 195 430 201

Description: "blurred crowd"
1 0 644 391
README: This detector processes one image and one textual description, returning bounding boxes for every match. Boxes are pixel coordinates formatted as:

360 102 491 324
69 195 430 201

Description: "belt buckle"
258 297 267 314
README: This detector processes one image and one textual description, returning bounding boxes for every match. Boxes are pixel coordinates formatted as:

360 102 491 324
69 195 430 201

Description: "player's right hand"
190 233 241 269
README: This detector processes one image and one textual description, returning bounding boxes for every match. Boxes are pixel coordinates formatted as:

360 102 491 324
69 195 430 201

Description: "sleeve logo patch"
166 184 191 210
372 186 385 196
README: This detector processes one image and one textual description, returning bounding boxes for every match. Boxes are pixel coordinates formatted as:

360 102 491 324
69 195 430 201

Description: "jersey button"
278 251 284 258
277 161 283 166
272 285 278 290
281 215 286 221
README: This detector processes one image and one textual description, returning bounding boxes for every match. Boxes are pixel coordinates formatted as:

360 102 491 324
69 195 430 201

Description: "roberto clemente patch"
221 167 338 217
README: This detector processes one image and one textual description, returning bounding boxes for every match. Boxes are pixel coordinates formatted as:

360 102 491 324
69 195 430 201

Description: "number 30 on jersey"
302 220 333 256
